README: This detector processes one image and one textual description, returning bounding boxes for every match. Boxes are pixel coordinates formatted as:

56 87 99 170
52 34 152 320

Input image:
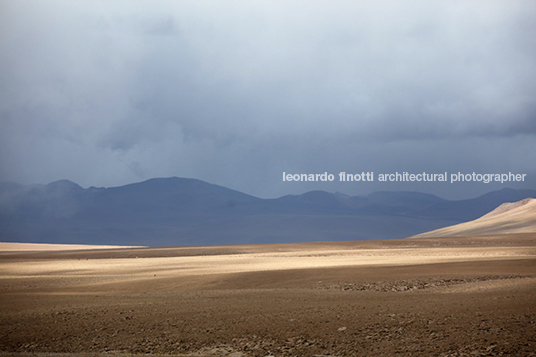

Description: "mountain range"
1 177 535 246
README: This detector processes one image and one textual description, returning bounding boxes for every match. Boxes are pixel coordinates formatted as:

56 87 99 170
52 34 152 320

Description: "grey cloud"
0 0 534 199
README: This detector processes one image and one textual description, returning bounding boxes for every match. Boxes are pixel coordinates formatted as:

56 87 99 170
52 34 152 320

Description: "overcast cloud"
1 0 535 199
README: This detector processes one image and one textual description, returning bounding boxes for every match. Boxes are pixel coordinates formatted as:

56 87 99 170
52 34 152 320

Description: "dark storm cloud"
0 0 535 199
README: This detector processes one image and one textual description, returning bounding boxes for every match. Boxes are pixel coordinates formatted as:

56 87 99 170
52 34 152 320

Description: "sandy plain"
1 234 536 357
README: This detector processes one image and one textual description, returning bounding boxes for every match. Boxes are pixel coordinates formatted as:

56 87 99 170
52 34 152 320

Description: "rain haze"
1 0 535 200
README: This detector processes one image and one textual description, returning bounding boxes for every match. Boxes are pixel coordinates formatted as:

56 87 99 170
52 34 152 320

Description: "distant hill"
1 177 535 246
411 198 536 238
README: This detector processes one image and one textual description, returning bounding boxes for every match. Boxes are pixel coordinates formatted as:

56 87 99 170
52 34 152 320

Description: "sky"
0 0 535 200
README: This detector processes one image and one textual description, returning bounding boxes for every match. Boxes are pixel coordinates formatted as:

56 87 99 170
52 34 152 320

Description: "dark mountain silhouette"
1 177 534 246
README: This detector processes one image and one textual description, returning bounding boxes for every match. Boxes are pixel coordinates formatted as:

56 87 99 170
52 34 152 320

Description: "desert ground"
1 234 535 357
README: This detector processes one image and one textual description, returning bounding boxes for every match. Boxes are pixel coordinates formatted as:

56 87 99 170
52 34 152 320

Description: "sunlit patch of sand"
0 242 145 252
1 244 535 293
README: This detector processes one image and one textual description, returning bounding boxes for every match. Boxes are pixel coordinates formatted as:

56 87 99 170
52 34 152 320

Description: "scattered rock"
320 275 527 292
228 352 245 357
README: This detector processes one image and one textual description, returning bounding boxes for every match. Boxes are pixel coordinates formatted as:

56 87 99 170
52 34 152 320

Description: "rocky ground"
1 235 535 357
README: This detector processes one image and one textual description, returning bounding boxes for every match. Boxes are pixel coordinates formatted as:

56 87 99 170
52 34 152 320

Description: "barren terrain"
1 234 536 357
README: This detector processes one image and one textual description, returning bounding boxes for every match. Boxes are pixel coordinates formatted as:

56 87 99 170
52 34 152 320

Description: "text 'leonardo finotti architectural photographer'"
282 172 527 184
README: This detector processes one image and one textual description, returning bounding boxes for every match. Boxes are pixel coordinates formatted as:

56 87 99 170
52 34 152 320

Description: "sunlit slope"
412 198 536 238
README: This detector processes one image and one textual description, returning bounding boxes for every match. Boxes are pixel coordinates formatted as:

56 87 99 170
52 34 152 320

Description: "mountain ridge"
1 177 534 246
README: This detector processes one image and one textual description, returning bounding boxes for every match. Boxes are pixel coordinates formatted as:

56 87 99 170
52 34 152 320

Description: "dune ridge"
412 197 536 238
